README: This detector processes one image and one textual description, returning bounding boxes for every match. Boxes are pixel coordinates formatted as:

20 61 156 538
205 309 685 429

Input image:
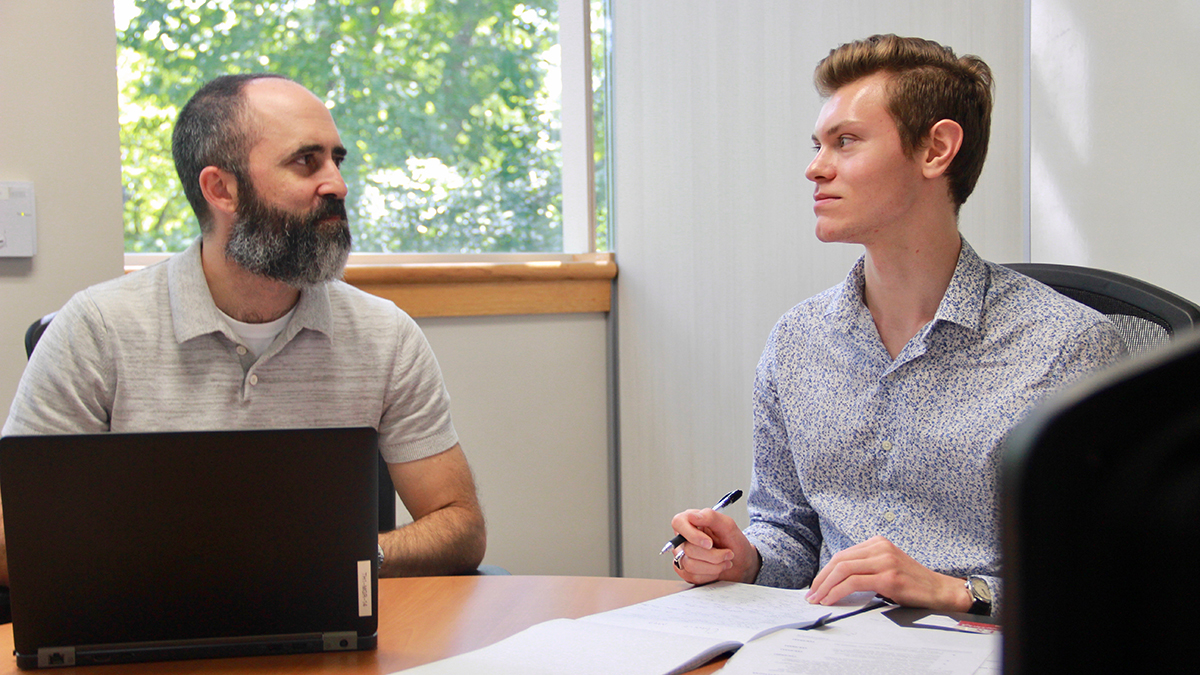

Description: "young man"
1 74 486 585
667 35 1125 615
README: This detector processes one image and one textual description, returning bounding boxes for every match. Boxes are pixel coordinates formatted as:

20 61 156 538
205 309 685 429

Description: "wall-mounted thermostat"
0 181 37 258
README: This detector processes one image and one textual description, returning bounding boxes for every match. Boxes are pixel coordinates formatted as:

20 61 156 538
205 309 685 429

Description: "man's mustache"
312 197 347 224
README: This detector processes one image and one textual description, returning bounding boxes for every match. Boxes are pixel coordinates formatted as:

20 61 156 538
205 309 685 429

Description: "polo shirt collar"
167 238 335 345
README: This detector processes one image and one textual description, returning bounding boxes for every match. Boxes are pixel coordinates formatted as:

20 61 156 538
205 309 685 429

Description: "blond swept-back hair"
815 34 993 210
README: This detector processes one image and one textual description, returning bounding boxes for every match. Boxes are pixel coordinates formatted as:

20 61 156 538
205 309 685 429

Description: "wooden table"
0 576 727 674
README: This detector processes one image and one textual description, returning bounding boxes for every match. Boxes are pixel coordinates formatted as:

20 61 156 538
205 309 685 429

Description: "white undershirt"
218 308 295 359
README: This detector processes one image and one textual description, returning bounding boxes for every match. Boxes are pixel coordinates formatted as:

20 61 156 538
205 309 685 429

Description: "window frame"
121 0 614 317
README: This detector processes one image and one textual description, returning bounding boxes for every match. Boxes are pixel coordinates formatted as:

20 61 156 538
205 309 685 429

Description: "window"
115 0 609 256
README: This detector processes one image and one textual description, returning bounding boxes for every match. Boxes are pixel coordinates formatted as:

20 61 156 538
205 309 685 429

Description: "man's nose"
805 149 831 183
320 162 348 200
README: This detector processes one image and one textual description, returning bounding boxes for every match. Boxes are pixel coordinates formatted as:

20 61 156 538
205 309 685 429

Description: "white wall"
416 313 612 576
1029 0 1200 301
611 0 1028 580
0 0 126 404
0 0 612 578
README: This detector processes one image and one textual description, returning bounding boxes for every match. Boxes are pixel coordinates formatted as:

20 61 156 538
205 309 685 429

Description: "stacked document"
718 607 1000 675
392 581 880 675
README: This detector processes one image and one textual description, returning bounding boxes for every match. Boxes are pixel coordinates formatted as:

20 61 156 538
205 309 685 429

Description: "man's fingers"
809 544 867 594
679 540 733 566
808 556 881 604
813 572 879 606
669 509 715 550
672 545 733 584
667 507 758 586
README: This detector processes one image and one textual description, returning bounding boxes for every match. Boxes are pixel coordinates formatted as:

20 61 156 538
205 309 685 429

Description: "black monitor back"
1003 331 1200 673
1 426 380 668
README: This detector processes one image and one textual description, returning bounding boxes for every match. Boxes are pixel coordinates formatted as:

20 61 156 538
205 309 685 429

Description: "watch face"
968 576 992 602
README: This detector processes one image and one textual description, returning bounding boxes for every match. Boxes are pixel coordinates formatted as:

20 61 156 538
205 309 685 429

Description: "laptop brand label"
358 560 372 617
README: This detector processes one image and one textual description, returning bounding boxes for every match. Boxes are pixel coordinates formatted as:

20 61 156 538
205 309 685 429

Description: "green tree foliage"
589 0 609 251
119 0 574 253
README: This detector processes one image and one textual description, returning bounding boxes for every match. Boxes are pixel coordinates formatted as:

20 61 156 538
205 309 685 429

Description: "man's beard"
224 182 352 288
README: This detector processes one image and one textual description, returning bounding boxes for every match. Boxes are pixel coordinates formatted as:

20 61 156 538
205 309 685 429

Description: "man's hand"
805 536 972 612
667 508 761 585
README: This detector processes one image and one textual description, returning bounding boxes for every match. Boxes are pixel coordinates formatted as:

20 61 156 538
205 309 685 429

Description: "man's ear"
198 166 239 217
921 119 964 179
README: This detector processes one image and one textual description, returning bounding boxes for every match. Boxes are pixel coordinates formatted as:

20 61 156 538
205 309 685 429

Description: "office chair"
20 313 507 576
22 312 55 360
1003 262 1200 354
1 313 57 624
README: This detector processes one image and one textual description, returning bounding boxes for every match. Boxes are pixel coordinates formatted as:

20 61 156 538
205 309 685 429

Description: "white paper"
390 582 881 675
393 619 739 675
716 609 1000 675
584 582 879 643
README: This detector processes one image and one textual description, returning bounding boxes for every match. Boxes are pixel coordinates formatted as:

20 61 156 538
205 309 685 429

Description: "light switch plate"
0 181 37 257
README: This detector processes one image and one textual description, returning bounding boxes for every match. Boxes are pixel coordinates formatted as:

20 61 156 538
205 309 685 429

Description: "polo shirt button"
249 374 258 385
237 346 247 356
881 440 893 451
884 511 896 523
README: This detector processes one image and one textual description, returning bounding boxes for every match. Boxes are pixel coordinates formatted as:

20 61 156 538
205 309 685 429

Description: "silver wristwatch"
964 575 992 615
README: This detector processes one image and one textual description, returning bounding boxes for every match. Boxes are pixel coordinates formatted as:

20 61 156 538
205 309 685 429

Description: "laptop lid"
0 427 380 669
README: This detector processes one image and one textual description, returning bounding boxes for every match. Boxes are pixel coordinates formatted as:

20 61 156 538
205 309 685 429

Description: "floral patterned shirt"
744 239 1127 614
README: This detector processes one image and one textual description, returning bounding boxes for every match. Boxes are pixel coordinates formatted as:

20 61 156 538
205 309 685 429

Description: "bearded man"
0 75 486 584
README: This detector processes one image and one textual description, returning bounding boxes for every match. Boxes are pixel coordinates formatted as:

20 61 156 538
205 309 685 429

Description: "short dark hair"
814 34 993 210
171 73 288 232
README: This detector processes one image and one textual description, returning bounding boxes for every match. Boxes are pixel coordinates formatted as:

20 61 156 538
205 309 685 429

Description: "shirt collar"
825 257 865 322
931 237 987 334
167 238 335 345
824 237 989 336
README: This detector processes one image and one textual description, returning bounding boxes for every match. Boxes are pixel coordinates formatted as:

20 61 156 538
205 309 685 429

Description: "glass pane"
116 0 592 254
591 0 609 252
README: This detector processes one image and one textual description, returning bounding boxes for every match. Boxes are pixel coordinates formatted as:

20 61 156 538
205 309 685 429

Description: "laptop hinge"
322 632 358 651
37 647 76 668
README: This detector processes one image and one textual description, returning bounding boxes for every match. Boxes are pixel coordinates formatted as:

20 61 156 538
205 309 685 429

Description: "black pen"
659 489 744 554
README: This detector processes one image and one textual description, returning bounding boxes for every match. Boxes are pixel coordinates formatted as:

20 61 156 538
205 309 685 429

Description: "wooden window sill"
345 253 616 317
126 253 616 318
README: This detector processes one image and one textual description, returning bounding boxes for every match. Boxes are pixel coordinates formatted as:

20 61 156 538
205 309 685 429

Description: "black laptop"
0 427 380 669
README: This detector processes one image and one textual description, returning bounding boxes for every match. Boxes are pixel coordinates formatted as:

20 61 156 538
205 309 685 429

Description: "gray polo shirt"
2 240 457 464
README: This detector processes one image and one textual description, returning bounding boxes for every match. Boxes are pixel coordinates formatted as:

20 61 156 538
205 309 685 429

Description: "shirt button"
249 374 258 386
881 440 893 451
884 511 896 523
237 346 247 356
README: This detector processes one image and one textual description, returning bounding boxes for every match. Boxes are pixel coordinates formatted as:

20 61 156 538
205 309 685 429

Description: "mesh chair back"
1003 263 1200 355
